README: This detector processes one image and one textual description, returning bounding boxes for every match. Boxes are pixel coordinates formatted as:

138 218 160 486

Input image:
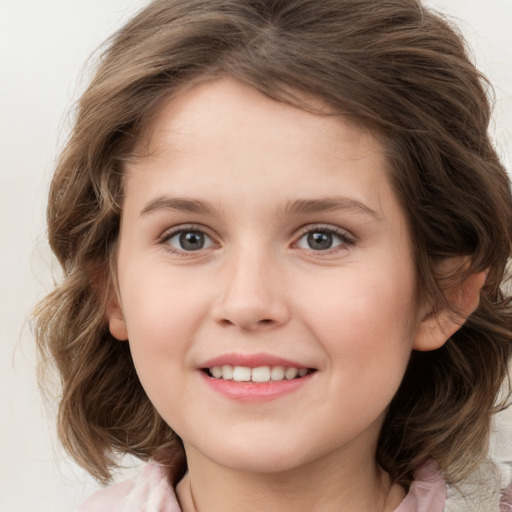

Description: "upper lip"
199 352 313 369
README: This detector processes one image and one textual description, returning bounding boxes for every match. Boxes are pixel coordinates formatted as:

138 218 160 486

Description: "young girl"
35 0 512 510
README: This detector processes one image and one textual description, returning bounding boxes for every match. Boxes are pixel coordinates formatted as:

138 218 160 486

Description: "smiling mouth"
204 365 315 382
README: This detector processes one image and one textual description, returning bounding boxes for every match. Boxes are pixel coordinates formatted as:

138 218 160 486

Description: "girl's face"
109 77 433 475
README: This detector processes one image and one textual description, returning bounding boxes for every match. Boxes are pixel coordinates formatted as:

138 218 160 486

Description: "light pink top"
78 459 511 512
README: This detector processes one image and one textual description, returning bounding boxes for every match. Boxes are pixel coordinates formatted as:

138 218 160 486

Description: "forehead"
123 77 402 229
141 77 381 162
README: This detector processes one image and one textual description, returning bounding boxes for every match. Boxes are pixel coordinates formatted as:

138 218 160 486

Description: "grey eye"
167 230 214 251
296 229 348 251
306 232 334 250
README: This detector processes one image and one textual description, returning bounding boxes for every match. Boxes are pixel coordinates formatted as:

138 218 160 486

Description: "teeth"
252 366 271 382
270 366 285 381
222 365 233 380
211 366 223 379
208 365 310 382
232 366 251 382
285 367 298 380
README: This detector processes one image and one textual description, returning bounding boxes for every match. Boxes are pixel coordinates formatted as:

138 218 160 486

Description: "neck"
176 445 404 512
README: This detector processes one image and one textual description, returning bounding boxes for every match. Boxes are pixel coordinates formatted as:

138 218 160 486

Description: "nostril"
258 319 273 325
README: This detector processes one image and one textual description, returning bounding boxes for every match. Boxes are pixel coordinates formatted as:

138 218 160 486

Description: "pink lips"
200 352 309 369
198 352 315 402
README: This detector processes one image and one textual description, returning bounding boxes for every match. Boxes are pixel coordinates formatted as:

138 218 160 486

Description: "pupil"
180 231 204 250
307 231 333 250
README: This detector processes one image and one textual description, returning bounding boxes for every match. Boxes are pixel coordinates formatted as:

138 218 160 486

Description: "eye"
164 228 215 252
295 227 352 251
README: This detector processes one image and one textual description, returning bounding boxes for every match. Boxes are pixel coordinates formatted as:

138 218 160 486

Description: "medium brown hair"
35 0 512 486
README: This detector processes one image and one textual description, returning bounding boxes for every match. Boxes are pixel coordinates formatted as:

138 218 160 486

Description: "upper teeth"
209 365 309 382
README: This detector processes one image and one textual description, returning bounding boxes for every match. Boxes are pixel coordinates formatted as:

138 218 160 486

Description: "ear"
413 264 487 352
106 293 129 341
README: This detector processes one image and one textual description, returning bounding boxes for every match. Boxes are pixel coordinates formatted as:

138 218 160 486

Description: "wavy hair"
34 0 512 486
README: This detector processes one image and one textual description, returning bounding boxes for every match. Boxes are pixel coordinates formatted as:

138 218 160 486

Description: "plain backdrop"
1 1 511 511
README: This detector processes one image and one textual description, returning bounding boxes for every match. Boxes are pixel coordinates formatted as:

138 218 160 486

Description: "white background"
1 1 511 511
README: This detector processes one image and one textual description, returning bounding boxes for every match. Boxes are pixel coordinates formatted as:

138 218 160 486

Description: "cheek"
299 263 418 372
120 269 210 381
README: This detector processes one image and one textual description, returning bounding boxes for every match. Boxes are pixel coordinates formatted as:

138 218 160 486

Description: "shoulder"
396 459 512 512
77 461 182 512
78 479 135 512
501 484 512 511
394 460 447 512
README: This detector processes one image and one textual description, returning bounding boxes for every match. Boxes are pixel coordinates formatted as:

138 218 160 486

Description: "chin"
217 452 306 474
185 433 322 475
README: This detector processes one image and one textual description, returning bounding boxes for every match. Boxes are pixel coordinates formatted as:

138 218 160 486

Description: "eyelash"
159 224 217 257
159 224 355 257
294 224 355 254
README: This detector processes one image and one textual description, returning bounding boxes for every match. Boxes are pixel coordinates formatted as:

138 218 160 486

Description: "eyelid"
159 224 219 255
292 224 356 252
156 222 355 257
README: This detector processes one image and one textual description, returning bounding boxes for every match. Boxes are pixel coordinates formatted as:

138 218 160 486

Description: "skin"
107 77 480 511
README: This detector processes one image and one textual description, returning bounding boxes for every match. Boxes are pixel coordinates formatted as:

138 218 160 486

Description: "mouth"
198 353 317 400
203 365 315 382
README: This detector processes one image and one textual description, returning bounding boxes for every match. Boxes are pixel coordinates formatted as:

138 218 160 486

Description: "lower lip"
200 371 313 402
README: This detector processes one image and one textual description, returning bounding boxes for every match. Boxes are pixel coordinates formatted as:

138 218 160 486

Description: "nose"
211 248 291 331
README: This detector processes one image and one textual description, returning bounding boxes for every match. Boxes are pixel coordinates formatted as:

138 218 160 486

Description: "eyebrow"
285 197 382 220
140 197 216 216
139 195 381 220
